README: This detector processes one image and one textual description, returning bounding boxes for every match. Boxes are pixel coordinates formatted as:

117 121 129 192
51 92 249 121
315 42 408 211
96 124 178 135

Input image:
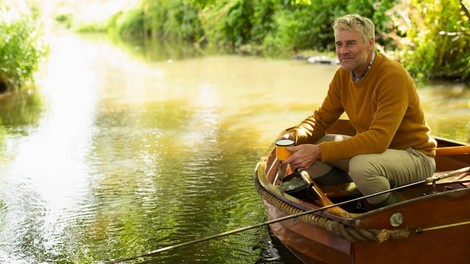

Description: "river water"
0 30 468 263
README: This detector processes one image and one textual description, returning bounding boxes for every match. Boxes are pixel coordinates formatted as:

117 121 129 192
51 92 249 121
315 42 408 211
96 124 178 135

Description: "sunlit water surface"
0 31 468 263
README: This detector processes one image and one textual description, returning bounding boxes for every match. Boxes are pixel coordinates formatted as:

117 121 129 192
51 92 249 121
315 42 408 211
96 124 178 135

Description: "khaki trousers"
306 134 436 204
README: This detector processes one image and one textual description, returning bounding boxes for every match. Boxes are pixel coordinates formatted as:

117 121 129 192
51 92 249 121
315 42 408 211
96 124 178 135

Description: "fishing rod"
102 166 470 263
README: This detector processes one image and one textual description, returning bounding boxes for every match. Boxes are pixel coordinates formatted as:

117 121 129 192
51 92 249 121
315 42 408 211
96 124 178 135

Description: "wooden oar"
299 170 348 217
436 145 470 156
299 170 331 204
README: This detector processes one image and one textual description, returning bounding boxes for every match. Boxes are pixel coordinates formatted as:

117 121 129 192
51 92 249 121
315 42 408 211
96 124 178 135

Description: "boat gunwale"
254 119 470 263
255 120 470 223
256 153 470 224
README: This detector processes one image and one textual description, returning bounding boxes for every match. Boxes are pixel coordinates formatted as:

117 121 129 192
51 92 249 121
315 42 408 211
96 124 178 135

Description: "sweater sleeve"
290 69 345 145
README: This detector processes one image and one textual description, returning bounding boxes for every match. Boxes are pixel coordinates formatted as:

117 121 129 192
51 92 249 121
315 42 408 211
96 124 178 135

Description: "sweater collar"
352 50 376 82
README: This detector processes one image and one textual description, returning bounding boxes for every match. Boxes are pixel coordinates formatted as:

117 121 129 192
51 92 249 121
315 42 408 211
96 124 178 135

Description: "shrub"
0 2 47 92
389 0 470 82
108 0 469 83
200 0 256 50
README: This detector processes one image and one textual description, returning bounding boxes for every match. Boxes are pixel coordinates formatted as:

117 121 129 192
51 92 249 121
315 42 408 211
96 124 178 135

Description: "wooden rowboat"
254 119 470 264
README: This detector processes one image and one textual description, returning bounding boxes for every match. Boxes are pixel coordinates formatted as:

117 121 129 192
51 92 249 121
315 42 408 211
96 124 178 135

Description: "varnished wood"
255 119 470 264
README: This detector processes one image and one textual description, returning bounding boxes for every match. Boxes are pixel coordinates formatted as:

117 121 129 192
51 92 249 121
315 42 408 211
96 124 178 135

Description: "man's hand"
284 144 321 170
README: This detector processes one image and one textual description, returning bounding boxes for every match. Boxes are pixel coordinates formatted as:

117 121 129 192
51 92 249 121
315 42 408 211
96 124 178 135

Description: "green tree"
0 1 47 92
389 0 470 82
109 0 203 43
106 0 469 83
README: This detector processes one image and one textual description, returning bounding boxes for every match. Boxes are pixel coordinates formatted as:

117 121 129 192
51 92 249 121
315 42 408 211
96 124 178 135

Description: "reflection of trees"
428 119 470 144
421 86 470 144
65 100 265 262
0 90 44 134
111 35 208 62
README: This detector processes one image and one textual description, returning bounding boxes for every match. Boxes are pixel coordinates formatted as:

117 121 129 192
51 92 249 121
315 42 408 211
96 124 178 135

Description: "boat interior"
270 120 470 215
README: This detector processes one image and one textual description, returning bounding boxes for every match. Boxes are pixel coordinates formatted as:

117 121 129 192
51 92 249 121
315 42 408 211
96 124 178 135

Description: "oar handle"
436 145 470 156
426 166 470 183
299 170 333 205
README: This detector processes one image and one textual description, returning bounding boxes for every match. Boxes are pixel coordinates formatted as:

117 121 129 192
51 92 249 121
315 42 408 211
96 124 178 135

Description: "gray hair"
332 14 375 42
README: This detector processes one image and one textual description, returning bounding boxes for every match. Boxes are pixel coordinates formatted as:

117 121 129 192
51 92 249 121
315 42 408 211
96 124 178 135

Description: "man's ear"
368 38 375 51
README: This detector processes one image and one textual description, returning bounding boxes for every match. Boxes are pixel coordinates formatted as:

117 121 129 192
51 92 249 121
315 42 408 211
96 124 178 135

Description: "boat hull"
260 186 470 263
255 120 470 263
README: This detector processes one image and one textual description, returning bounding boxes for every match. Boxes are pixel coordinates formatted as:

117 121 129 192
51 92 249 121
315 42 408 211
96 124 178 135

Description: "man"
283 14 436 209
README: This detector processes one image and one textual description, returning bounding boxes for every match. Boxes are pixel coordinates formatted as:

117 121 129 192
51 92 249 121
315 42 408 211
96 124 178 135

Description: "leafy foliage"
109 0 204 43
4 0 465 86
0 2 47 92
129 0 396 56
389 0 470 82
263 1 347 55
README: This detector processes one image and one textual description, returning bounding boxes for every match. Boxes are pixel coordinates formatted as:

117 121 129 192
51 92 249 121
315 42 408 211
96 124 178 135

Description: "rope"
255 166 470 242
254 176 408 242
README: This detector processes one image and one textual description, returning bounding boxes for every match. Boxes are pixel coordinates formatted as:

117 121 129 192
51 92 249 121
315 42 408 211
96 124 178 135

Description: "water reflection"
0 30 468 263
0 30 100 263
419 83 470 143
0 91 43 135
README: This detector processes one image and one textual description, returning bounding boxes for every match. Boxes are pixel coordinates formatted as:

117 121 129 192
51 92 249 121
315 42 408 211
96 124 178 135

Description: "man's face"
335 29 374 74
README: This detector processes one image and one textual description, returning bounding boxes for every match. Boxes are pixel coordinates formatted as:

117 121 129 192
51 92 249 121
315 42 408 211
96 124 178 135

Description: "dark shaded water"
0 31 468 263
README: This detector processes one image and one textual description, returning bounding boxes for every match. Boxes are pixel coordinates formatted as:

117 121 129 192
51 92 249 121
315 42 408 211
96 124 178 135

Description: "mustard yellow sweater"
291 52 436 162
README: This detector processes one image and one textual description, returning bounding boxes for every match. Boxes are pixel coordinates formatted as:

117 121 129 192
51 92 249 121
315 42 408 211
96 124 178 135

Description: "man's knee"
349 154 381 180
349 154 391 203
